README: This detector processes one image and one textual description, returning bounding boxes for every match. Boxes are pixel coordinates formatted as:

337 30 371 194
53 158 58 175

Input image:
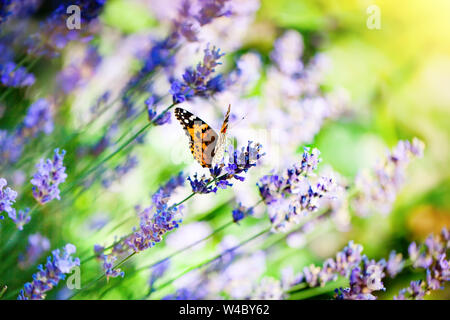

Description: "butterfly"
174 105 231 168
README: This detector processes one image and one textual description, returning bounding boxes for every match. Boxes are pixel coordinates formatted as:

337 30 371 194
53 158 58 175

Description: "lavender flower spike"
335 258 387 300
170 44 226 104
18 244 80 300
187 141 265 195
397 227 450 299
257 147 335 231
0 178 17 216
31 149 68 204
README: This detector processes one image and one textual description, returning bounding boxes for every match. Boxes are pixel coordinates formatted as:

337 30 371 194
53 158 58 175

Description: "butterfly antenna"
228 111 249 131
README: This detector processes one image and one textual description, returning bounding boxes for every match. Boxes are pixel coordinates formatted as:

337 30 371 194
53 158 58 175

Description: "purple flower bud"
232 203 253 223
8 207 31 230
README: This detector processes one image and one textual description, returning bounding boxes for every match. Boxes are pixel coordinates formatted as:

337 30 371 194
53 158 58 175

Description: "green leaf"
102 0 157 34
260 0 326 30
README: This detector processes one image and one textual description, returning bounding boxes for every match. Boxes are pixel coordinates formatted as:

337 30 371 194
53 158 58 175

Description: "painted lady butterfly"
174 105 231 168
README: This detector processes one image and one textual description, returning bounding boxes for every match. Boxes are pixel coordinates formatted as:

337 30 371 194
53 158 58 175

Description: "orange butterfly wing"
174 108 218 168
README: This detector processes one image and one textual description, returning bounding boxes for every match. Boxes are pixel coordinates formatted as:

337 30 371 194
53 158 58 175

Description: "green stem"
0 285 7 299
287 277 348 300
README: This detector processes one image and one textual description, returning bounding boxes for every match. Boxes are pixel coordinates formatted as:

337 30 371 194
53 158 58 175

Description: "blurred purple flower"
256 30 346 161
149 260 170 293
57 46 102 94
163 287 203 300
386 251 404 277
0 62 35 88
303 264 322 287
86 123 119 157
0 0 16 24
146 96 158 121
334 241 364 275
31 148 68 204
19 233 51 269
0 0 40 24
0 99 54 165
164 242 266 300
353 138 425 216
271 30 304 76
102 155 139 188
90 91 110 114
196 0 232 25
0 130 23 164
26 2 105 57
20 98 54 138
252 277 285 300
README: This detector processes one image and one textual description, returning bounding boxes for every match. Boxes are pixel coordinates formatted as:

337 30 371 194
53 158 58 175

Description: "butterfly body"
174 105 230 168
